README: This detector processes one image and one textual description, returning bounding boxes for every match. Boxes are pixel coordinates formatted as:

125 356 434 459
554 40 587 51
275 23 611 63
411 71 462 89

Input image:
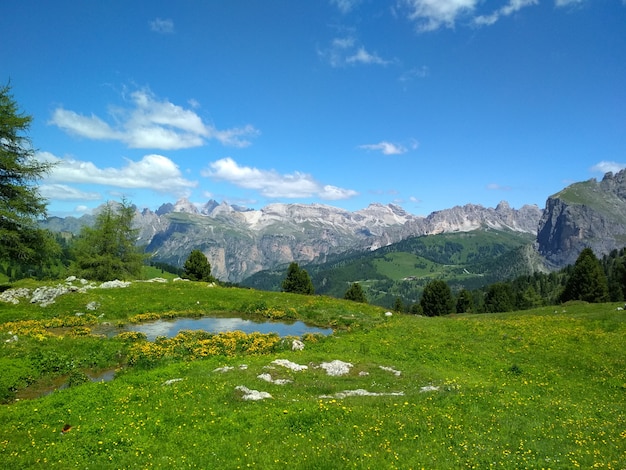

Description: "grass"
0 280 625 468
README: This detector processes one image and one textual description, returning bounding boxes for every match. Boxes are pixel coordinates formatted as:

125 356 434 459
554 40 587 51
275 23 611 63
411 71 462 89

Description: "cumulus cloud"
330 0 361 13
37 151 197 196
474 0 538 26
49 89 258 150
402 0 537 30
38 184 102 201
319 36 392 67
591 161 626 174
202 157 358 200
402 0 478 31
150 18 174 34
359 139 418 155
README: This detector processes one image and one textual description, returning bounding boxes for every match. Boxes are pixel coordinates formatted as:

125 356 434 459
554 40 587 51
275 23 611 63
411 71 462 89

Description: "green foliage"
281 262 314 295
484 282 514 313
420 280 454 316
393 297 404 313
0 83 59 267
72 199 145 281
344 282 367 303
182 249 214 282
561 248 609 303
455 289 474 313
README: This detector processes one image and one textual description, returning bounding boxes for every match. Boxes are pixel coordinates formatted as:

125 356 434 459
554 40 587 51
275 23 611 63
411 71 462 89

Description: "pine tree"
484 283 514 313
344 282 367 303
561 248 609 303
456 289 474 313
183 250 213 282
282 262 314 295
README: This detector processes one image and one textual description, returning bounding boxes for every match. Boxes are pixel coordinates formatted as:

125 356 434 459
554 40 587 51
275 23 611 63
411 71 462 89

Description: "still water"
119 316 333 341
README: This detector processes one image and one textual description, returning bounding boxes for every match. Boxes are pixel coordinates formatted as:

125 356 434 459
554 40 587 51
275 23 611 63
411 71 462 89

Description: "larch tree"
0 83 58 266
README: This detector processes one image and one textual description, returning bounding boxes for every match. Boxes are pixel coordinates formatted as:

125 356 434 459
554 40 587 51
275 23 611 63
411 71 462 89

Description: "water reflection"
120 316 332 341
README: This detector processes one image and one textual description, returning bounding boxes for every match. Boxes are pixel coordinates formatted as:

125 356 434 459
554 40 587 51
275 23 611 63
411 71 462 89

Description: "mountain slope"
537 169 626 268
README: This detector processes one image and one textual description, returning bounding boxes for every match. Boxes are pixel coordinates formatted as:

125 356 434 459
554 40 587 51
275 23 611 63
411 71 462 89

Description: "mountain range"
42 169 626 284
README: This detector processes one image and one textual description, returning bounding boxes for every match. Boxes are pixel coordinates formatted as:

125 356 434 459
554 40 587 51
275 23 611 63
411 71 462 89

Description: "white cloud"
330 0 361 13
319 36 392 67
590 161 626 174
359 140 418 155
402 0 478 31
49 89 258 150
202 157 358 200
487 183 512 191
399 66 430 82
150 18 174 34
474 0 537 26
39 184 102 201
37 152 197 196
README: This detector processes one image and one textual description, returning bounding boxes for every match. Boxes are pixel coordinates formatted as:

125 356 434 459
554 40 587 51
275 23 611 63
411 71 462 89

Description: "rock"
235 385 272 401
271 359 308 371
86 301 101 311
384 311 393 317
291 339 305 351
420 385 440 393
162 378 183 386
213 366 234 373
0 288 31 305
257 373 292 385
379 366 401 376
320 360 352 376
99 280 131 289
321 389 404 399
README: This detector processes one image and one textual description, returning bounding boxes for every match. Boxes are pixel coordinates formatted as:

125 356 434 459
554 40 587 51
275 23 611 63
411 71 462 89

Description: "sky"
2 0 625 217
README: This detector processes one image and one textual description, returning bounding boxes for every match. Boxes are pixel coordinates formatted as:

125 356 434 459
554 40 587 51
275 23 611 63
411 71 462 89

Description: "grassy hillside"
243 229 538 308
0 280 624 468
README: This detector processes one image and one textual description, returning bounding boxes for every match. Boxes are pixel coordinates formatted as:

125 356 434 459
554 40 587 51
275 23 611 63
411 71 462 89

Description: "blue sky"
2 0 625 217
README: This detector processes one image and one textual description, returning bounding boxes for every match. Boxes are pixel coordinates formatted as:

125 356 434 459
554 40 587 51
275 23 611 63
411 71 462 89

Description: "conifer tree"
344 282 367 303
72 199 144 281
281 262 314 295
183 250 213 282
420 280 454 316
561 248 609 303
0 83 58 266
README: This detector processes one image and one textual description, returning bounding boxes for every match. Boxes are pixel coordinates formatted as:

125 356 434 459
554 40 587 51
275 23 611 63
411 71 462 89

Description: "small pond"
99 316 333 341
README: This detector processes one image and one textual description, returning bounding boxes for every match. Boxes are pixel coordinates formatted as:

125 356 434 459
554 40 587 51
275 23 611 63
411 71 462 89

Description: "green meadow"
0 280 625 468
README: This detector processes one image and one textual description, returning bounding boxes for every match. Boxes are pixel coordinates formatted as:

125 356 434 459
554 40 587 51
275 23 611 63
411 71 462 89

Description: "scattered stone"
0 288 31 305
291 339 305 351
86 301 101 311
272 359 308 371
239 364 248 370
321 389 404 399
99 280 131 289
379 366 401 377
213 366 234 373
31 285 72 307
5 335 18 343
65 276 77 283
74 312 85 317
236 385 272 401
420 385 440 393
320 360 352 376
384 311 393 317
359 371 370 376
173 277 189 282
162 378 183 386
257 373 292 385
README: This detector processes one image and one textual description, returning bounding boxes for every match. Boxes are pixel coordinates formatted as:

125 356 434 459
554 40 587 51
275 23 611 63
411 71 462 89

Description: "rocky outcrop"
537 170 626 268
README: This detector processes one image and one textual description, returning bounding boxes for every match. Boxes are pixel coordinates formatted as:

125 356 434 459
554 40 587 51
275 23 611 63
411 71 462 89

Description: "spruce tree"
344 282 367 303
561 248 609 303
282 262 314 295
72 199 144 281
183 250 213 282
420 280 454 316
